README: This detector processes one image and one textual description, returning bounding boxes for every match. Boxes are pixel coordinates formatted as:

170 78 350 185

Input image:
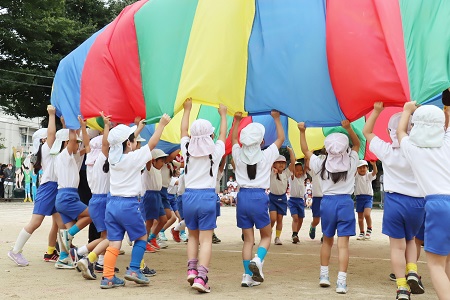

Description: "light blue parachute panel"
252 114 290 148
245 0 345 127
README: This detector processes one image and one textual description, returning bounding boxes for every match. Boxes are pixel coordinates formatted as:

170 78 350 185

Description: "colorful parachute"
51 0 450 157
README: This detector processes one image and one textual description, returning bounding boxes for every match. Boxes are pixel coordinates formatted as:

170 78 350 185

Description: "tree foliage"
0 0 136 119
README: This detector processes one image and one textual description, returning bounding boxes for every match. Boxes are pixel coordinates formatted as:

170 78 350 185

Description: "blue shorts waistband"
59 187 78 193
289 197 303 201
109 195 139 201
185 188 215 192
92 193 108 197
269 192 285 197
323 194 352 199
425 194 450 202
239 188 265 192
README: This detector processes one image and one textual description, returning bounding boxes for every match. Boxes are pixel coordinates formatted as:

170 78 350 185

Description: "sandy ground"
0 202 437 300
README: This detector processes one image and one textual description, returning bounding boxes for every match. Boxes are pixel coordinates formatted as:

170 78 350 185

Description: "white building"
0 110 41 164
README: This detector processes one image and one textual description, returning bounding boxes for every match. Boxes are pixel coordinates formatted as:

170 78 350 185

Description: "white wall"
0 110 41 164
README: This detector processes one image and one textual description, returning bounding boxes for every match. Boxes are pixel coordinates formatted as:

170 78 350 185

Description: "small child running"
354 159 377 240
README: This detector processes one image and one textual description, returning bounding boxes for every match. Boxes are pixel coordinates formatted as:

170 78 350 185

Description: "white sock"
337 271 347 283
12 229 32 253
77 245 89 256
98 255 104 265
320 266 329 276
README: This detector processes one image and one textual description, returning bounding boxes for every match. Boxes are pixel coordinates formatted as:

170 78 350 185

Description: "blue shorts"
183 189 217 231
168 194 178 212
177 195 184 219
216 195 221 217
160 187 172 211
24 183 30 194
288 197 305 218
55 188 87 224
269 193 288 215
311 197 322 218
424 195 450 256
416 218 425 241
32 181 57 216
89 194 108 233
139 196 145 220
321 194 356 238
355 194 373 213
236 188 270 229
382 192 425 241
143 190 165 220
105 196 147 242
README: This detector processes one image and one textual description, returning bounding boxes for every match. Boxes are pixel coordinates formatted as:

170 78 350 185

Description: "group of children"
6 98 450 298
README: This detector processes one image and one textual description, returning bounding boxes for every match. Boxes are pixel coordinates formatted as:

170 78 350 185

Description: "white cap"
136 135 146 142
357 160 368 168
188 119 215 157
50 129 70 155
275 155 287 163
107 124 136 165
410 105 445 148
151 149 168 160
240 123 265 165
32 128 47 154
324 133 350 173
85 135 103 166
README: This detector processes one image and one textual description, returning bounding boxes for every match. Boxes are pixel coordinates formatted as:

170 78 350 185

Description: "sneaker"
43 250 59 262
149 238 161 251
292 234 300 244
365 228 372 240
141 266 157 277
319 275 330 287
100 276 125 289
171 228 181 243
125 232 132 246
55 257 75 269
119 249 125 255
396 287 411 300
59 229 72 253
212 233 221 244
249 255 264 283
336 281 348 294
70 247 83 271
274 237 282 245
145 243 156 253
320 235 323 244
7 250 29 267
158 232 168 241
389 273 396 282
187 269 198 286
124 268 150 285
180 231 188 243
192 276 211 293
407 272 425 294
156 237 168 249
94 262 119 273
241 274 261 287
78 258 97 280
309 226 316 239
357 232 365 240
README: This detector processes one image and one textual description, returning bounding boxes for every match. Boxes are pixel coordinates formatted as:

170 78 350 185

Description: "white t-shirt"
308 169 323 197
177 174 185 196
289 173 307 198
354 172 376 196
87 152 110 194
232 143 279 189
181 136 225 189
55 148 81 189
161 163 172 188
369 137 423 197
142 165 162 192
400 130 450 195
168 176 179 195
40 143 57 184
270 169 290 195
227 180 238 189
110 146 152 197
309 151 359 195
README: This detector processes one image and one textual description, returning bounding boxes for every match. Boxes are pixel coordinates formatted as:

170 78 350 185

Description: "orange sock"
103 247 120 279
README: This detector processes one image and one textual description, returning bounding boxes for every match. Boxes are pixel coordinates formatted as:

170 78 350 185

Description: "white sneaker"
158 232 168 241
319 275 331 287
241 274 261 287
274 237 282 245
55 257 75 269
336 281 348 294
249 255 264 283
156 237 168 249
356 233 365 240
365 230 372 240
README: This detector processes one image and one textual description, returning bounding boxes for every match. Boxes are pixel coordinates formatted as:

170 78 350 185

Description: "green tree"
0 0 134 119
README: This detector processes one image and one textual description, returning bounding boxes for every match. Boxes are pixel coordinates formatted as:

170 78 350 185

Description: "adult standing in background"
0 164 6 198
3 163 14 201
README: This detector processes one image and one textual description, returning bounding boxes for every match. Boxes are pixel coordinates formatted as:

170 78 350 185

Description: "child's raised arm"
67 129 78 155
231 112 243 146
444 105 449 130
363 102 384 143
287 146 295 173
149 114 171 150
100 112 110 157
218 104 228 143
134 116 145 138
272 110 285 149
298 122 312 160
342 120 360 153
47 105 57 148
219 156 227 173
397 101 417 144
370 161 378 177
181 98 192 138
78 116 90 156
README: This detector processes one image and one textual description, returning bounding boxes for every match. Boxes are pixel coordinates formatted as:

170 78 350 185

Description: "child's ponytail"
33 142 44 174
320 155 347 183
103 158 110 173
246 164 257 180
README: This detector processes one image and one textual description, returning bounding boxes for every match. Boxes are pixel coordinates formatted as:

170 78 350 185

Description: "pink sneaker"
8 250 29 267
192 276 210 293
187 269 198 286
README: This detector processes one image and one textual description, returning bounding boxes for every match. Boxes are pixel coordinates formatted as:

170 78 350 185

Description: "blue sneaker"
319 275 330 287
100 276 125 289
124 268 150 285
336 281 347 294
309 226 316 239
59 229 72 253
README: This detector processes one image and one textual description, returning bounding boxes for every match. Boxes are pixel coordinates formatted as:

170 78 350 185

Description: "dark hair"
103 133 135 173
443 89 450 106
246 164 257 180
103 158 110 173
33 142 44 174
184 142 213 177
320 155 347 184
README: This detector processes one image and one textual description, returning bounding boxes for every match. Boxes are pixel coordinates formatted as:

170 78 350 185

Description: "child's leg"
198 229 214 269
297 217 304 233
146 219 154 237
275 214 283 237
187 229 200 261
46 215 60 255
320 236 334 267
426 252 450 299
357 212 364 233
162 210 176 232
291 214 298 235
269 211 277 228
337 236 350 272
415 238 423 261
363 207 372 229
242 228 255 275
389 237 407 280
151 215 168 238
103 241 121 279
259 224 271 253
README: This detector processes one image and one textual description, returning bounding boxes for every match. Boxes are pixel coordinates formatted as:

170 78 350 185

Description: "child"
213 157 227 244
270 147 295 245
181 98 227 293
354 159 377 240
22 166 32 202
308 149 324 240
299 120 360 294
397 102 450 300
288 160 307 244
171 170 188 243
8 106 63 266
232 110 285 287
167 168 182 242
13 147 23 189
100 114 170 289
363 102 426 299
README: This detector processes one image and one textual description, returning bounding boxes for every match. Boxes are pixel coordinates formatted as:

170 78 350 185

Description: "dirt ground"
0 202 437 300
